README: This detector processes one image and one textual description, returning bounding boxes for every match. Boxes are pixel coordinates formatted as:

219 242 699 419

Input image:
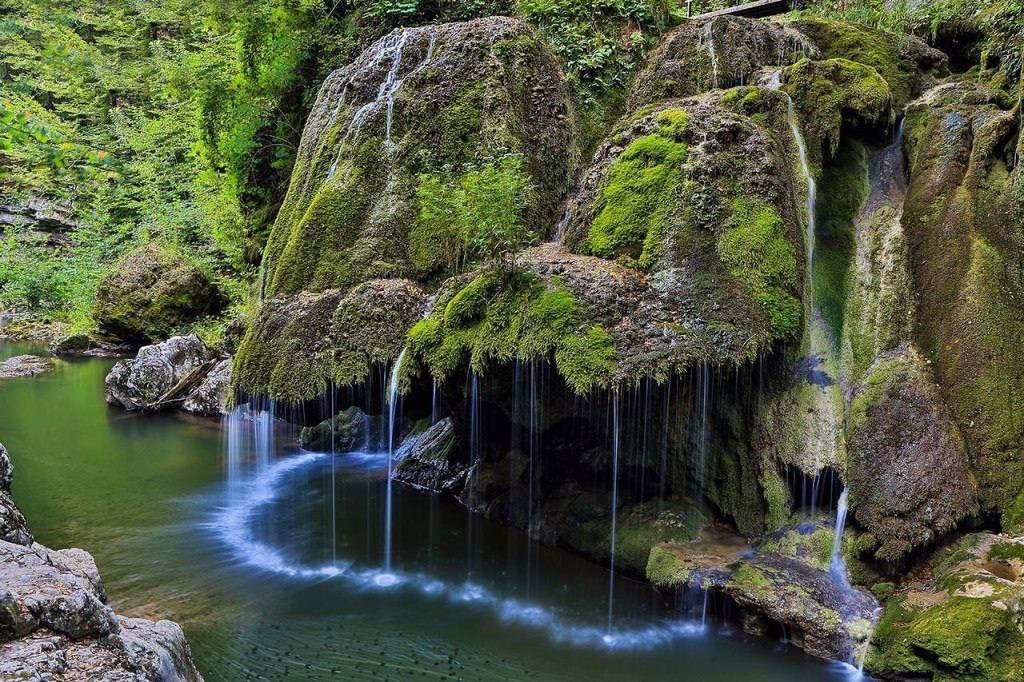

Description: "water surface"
0 341 862 681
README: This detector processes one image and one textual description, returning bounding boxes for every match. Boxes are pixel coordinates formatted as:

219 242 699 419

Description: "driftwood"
144 360 217 413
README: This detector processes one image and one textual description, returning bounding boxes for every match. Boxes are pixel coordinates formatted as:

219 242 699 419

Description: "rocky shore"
0 441 204 680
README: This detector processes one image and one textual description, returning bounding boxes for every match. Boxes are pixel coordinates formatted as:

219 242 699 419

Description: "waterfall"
605 392 621 642
225 402 277 500
830 488 849 584
553 207 571 243
381 347 407 580
704 23 720 89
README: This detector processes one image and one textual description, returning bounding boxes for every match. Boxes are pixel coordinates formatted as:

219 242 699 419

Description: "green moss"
586 110 689 267
717 197 801 339
646 545 691 591
407 272 617 394
759 526 835 571
988 541 1024 562
867 597 934 677
729 563 772 598
782 58 892 158
1006 493 1024 533
847 353 913 435
909 597 1016 676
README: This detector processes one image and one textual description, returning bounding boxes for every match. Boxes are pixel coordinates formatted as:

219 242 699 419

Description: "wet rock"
0 442 12 492
182 358 231 416
300 406 378 453
649 524 879 664
847 346 977 563
867 533 1024 680
0 355 54 380
93 243 224 345
628 15 815 111
105 335 217 411
392 418 465 495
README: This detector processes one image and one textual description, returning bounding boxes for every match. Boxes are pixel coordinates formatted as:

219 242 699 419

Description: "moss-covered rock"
649 522 878 664
233 278 426 402
866 533 1024 681
93 244 223 345
847 346 978 564
900 81 1024 529
628 15 815 112
260 17 578 298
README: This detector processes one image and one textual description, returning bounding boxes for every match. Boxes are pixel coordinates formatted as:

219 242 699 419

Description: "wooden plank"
692 0 792 20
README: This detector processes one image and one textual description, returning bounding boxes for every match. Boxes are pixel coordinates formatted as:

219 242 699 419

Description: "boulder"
182 359 231 416
847 347 977 563
300 406 379 453
260 17 577 299
105 335 217 411
0 443 31 547
50 332 132 358
93 244 223 345
392 417 464 495
0 355 54 380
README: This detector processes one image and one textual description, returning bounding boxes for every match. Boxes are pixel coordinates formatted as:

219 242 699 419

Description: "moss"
729 563 773 599
407 271 617 394
816 139 867 348
646 544 691 590
759 525 834 571
988 541 1024 563
585 110 689 267
871 582 896 601
717 197 801 339
847 353 913 435
867 597 934 677
1006 493 1024 533
908 597 1018 677
782 58 892 159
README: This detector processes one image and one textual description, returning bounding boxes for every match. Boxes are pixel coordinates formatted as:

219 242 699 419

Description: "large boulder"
392 417 464 495
105 335 217 411
260 17 577 298
93 244 223 345
300 406 379 453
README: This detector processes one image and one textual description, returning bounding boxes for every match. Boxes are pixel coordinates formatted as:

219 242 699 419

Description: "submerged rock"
105 335 217 411
300 406 379 453
93 243 224 345
0 355 54 380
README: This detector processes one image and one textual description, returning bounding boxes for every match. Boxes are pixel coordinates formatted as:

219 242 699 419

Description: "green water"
0 342 861 681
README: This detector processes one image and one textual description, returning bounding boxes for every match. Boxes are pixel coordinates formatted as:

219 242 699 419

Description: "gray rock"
300 406 378 453
393 418 467 495
182 359 231 416
0 492 33 547
105 335 215 411
0 442 12 492
0 355 54 380
50 332 132 358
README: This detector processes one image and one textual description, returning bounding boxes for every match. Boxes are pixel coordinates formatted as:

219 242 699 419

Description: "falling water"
605 392 621 642
829 489 850 587
225 402 277 500
705 23 720 89
553 207 571 243
382 348 408 579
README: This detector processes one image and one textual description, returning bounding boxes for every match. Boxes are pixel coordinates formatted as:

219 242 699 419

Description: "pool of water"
0 341 866 681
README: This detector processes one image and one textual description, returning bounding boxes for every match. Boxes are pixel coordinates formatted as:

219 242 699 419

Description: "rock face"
260 17 577 299
105 335 221 412
900 81 1024 531
867 533 1024 681
0 441 203 680
847 347 977 563
93 244 223 345
0 444 33 547
0 355 54 380
50 332 132 358
627 15 815 111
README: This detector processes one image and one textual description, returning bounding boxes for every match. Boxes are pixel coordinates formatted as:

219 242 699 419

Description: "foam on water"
209 451 707 652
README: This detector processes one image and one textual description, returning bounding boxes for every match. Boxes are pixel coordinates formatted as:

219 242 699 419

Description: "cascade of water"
829 488 850 587
381 348 408 579
224 402 277 501
553 207 571 243
605 391 621 642
701 588 709 629
431 380 439 425
705 23 720 89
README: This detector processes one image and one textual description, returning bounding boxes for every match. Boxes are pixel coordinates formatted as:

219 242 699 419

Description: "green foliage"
717 197 801 339
586 109 689 267
415 155 536 275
